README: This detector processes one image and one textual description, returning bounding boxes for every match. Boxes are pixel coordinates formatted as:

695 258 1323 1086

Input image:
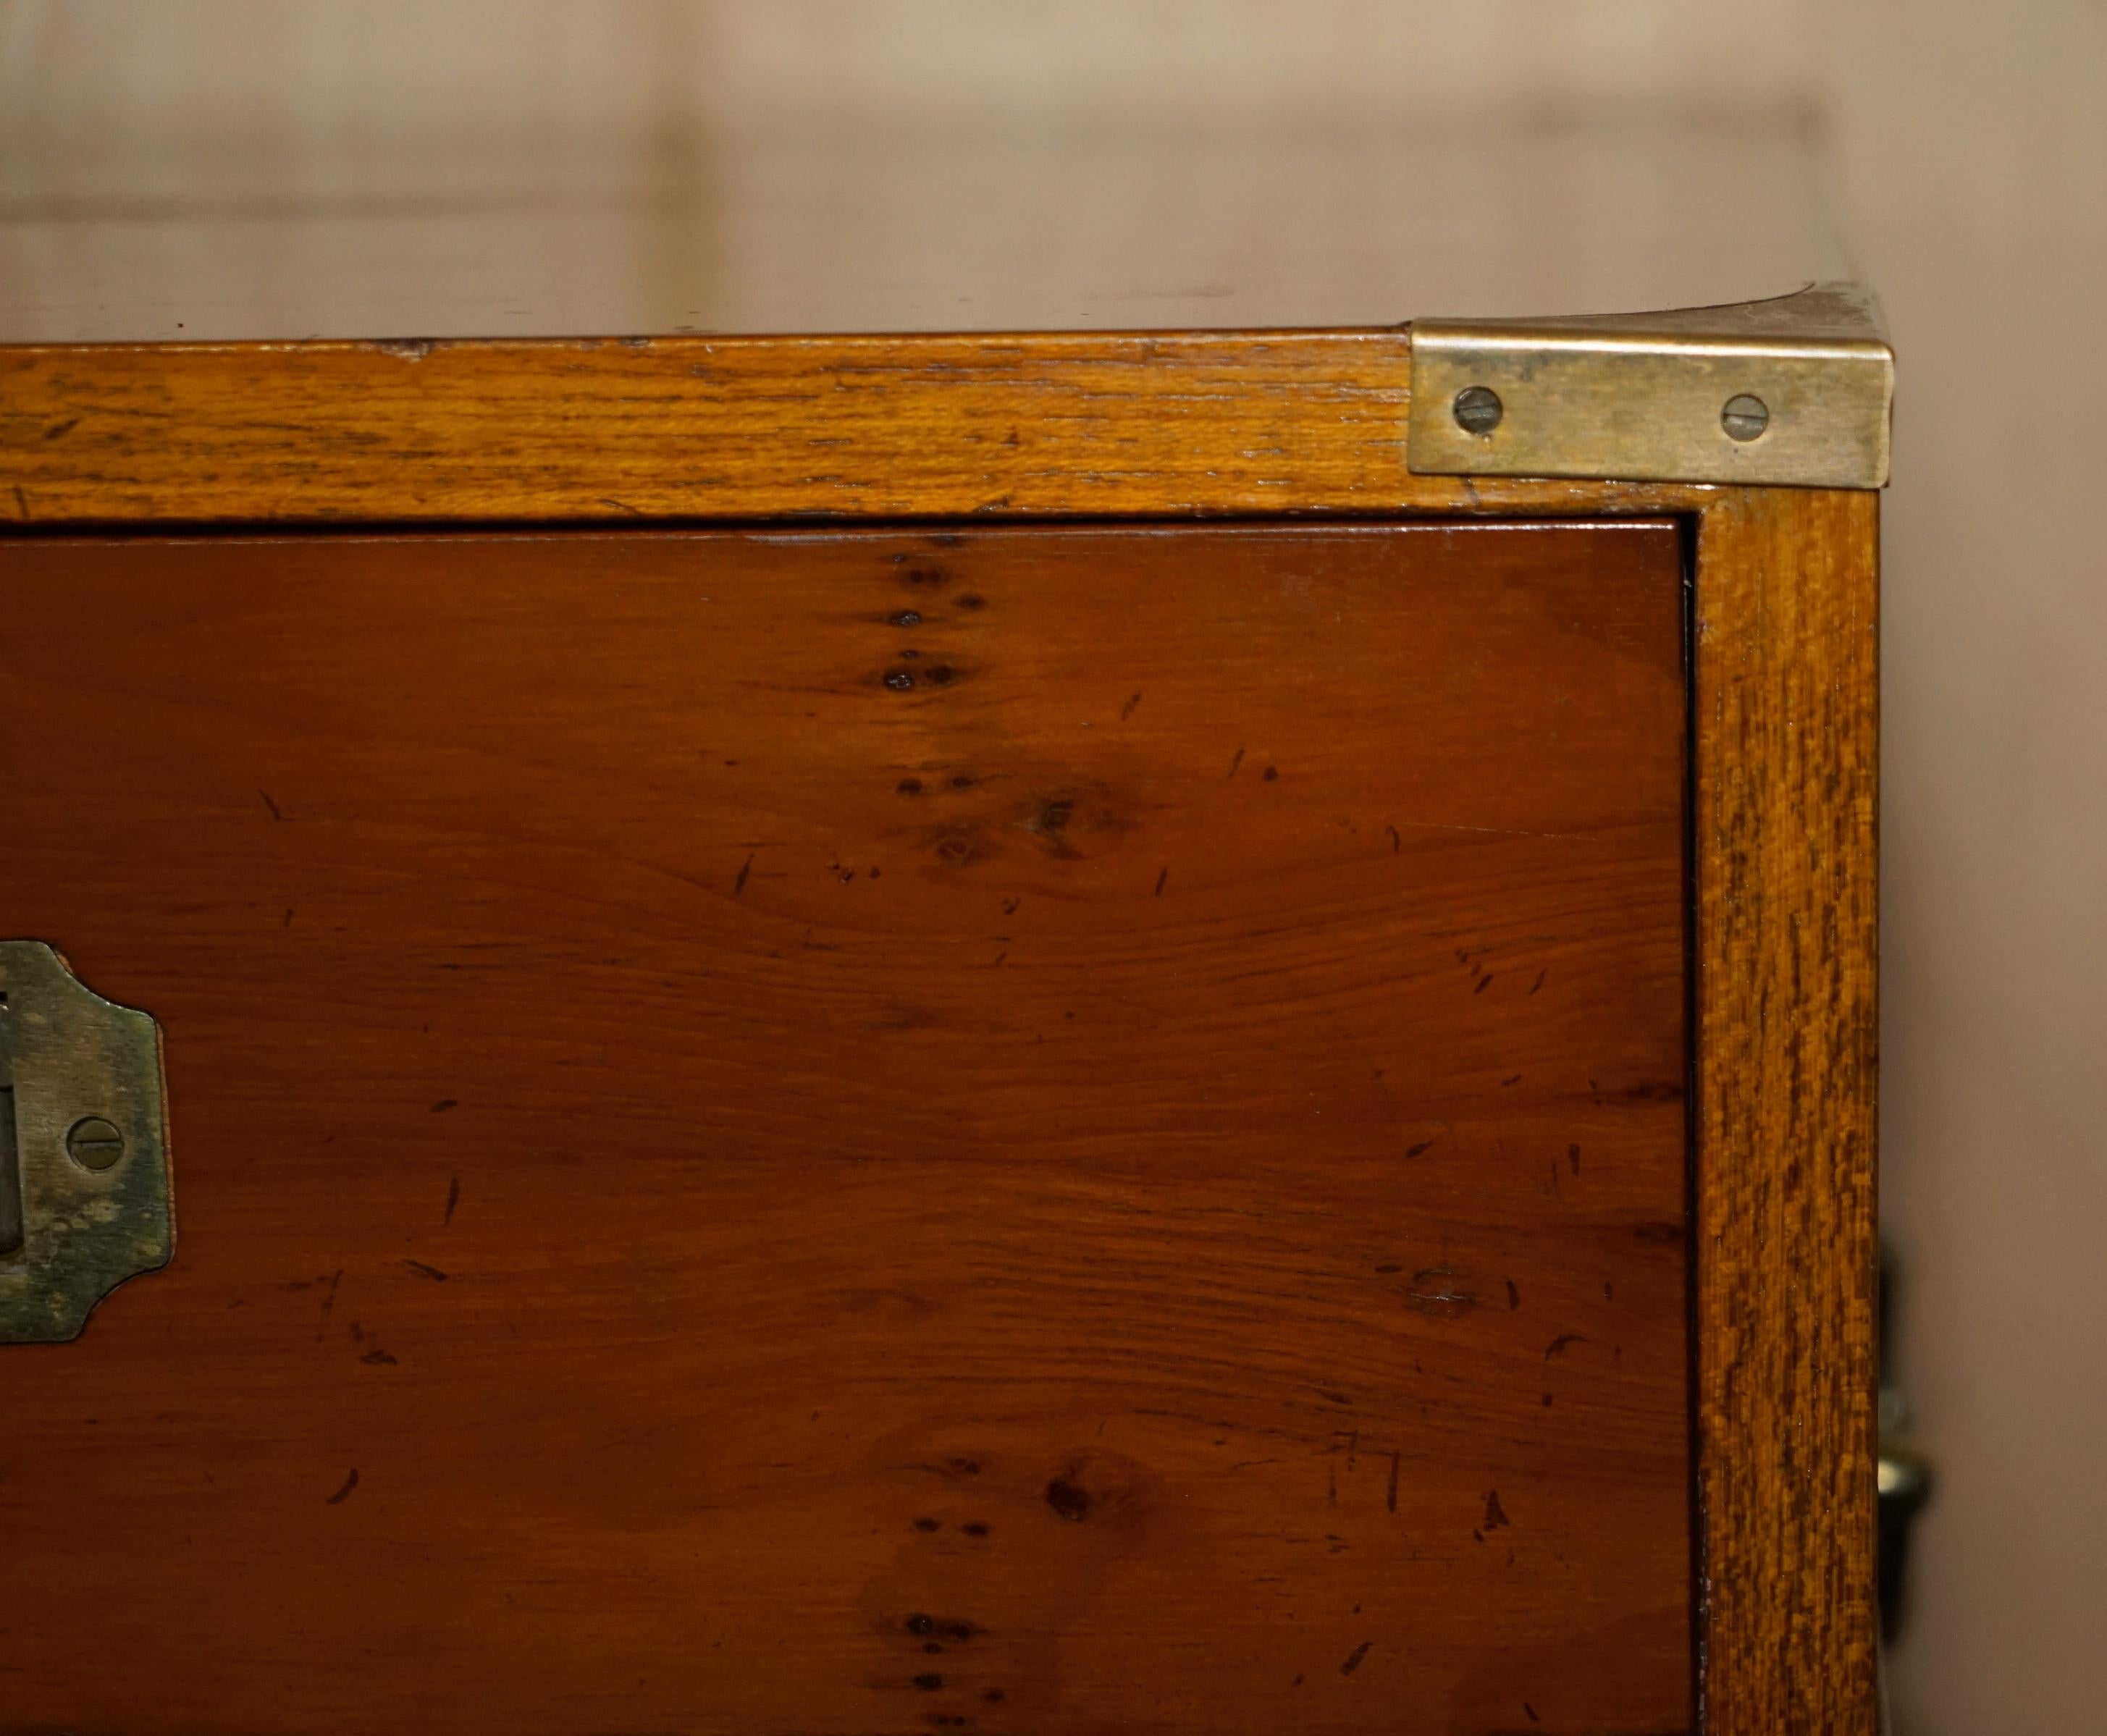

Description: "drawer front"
0 522 1691 1735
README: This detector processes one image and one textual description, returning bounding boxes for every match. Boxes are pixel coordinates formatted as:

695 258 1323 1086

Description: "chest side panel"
0 522 1691 1735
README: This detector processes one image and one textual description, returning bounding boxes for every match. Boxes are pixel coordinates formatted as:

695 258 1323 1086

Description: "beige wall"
4 1 1822 146
1822 6 2107 1732
4 4 2102 1728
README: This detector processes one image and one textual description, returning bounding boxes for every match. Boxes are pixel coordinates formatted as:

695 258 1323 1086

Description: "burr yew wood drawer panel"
0 522 1693 1735
0 106 1880 1736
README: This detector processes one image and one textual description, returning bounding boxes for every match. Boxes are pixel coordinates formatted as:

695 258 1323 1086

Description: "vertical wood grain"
1693 488 1878 1736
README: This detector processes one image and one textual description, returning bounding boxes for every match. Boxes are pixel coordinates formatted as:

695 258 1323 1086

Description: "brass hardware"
1407 281 1894 489
1720 393 1771 443
1877 1449 1931 1504
0 943 173 1343
1452 385 1504 435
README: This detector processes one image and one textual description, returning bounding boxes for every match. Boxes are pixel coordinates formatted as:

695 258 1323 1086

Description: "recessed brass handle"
0 942 173 1343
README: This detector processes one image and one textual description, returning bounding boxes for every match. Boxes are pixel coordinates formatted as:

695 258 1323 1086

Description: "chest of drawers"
0 111 1883 1736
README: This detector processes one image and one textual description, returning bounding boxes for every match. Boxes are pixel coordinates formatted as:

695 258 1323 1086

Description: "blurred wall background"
4 4 2103 1730
1828 8 2107 1731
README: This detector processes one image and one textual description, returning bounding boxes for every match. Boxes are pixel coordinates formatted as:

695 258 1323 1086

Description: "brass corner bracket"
1406 281 1894 489
0 942 174 1344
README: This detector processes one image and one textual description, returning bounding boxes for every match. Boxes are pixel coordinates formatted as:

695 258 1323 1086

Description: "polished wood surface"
0 522 1692 1735
1691 489 1879 1735
0 329 1760 531
1 330 1414 527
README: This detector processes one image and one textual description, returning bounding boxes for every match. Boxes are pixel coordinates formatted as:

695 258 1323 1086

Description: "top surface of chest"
0 106 1841 344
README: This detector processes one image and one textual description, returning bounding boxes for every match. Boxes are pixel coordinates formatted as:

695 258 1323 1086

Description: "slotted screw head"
1722 393 1770 442
1452 386 1504 436
66 1116 125 1171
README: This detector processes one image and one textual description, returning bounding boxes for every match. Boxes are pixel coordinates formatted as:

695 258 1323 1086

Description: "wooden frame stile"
1687 485 1880 1736
0 326 1881 1733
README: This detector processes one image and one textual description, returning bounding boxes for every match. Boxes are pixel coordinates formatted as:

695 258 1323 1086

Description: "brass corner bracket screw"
1452 386 1503 435
1721 394 1770 442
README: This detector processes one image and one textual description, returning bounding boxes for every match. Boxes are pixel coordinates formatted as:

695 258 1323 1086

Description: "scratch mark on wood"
316 1268 343 1341
1405 1268 1477 1317
326 1469 359 1505
1394 817 1599 843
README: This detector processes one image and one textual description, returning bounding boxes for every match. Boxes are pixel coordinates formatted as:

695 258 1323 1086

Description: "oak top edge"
0 327 1413 359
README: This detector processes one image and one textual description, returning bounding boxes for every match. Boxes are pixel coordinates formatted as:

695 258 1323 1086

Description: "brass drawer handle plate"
0 942 173 1343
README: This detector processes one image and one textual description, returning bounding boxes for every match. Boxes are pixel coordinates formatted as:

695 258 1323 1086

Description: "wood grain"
1692 489 1880 1736
0 330 1741 528
0 522 1693 1736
